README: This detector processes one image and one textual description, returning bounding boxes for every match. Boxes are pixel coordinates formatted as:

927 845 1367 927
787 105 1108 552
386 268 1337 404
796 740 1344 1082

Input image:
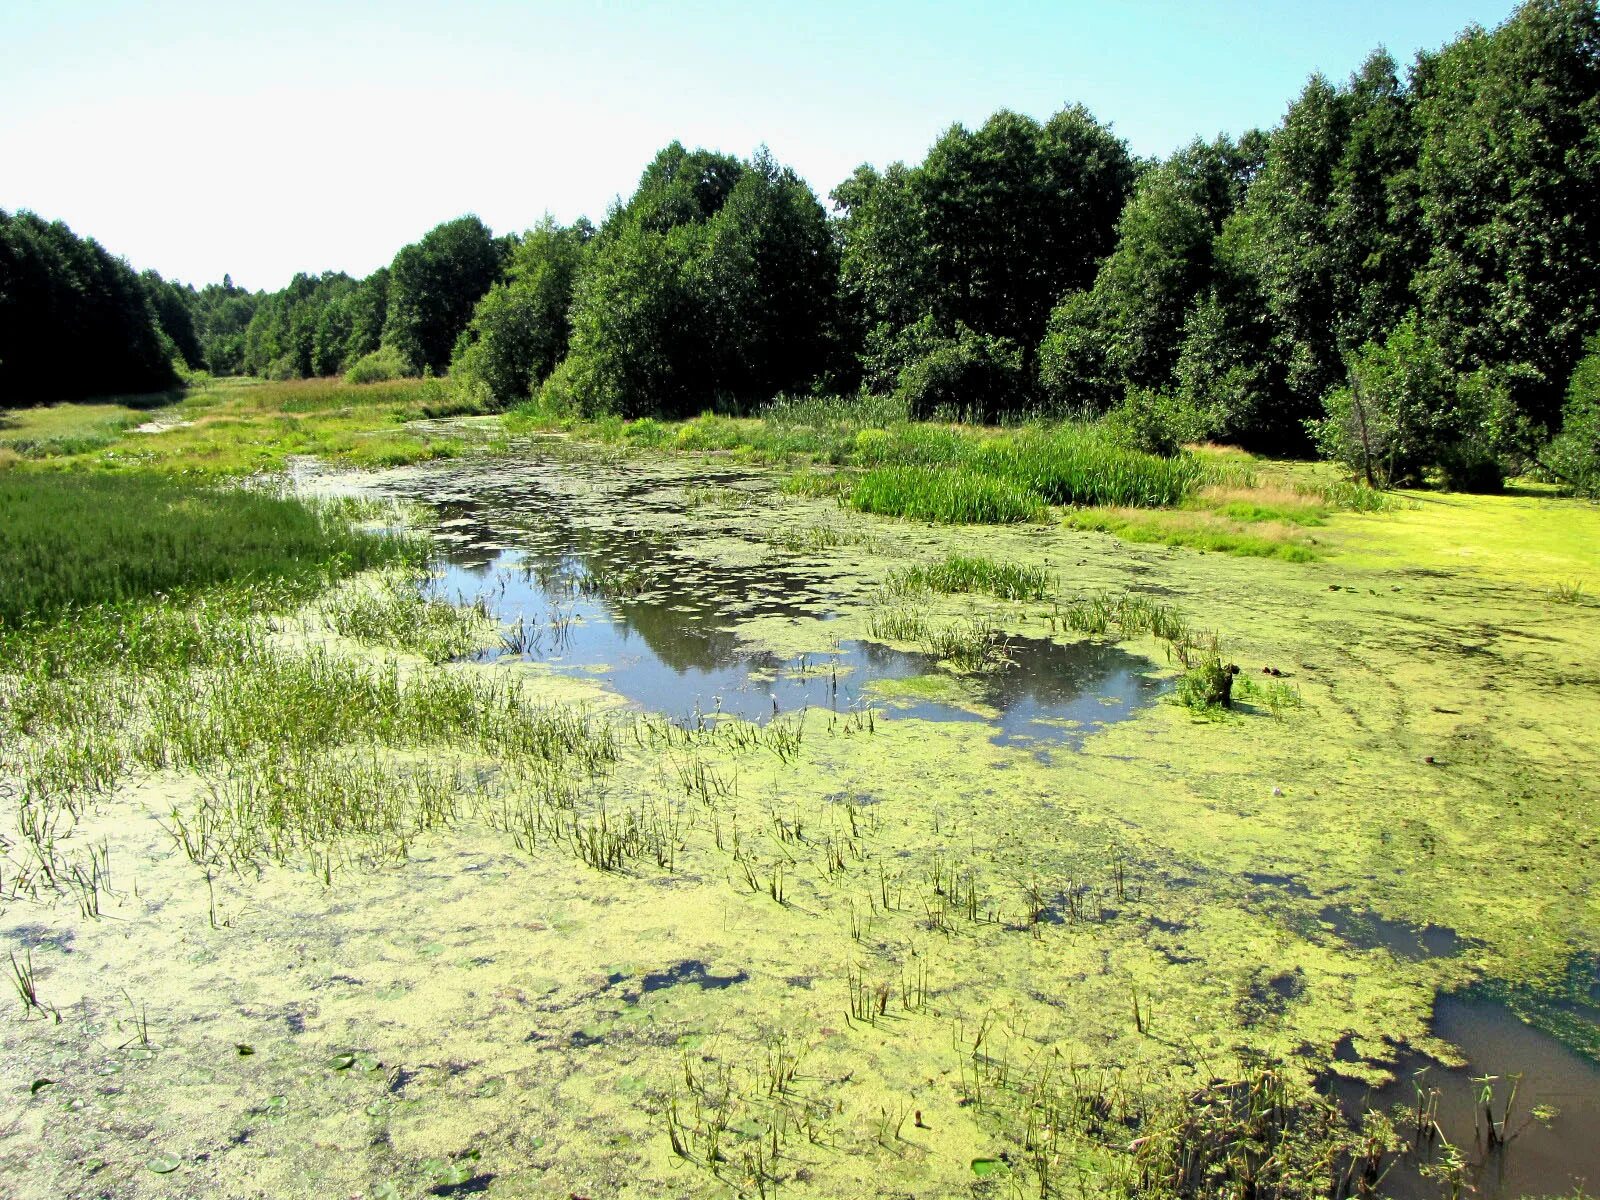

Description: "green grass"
1 377 477 477
891 554 1054 601
851 465 1044 524
0 402 154 460
0 473 423 629
317 569 491 663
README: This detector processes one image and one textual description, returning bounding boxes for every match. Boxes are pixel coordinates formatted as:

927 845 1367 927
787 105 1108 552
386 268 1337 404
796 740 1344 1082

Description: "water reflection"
369 458 1166 747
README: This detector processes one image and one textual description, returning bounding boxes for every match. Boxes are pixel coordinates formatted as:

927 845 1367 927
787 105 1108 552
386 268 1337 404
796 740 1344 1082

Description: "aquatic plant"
891 553 1054 601
850 465 1043 524
318 569 490 662
1176 654 1237 711
0 472 424 629
920 617 1011 673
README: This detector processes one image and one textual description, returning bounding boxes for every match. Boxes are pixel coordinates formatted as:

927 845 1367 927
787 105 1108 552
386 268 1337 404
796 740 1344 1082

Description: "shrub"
1543 335 1600 497
1104 388 1219 456
1311 315 1485 488
1176 656 1237 711
894 325 1026 421
345 346 413 385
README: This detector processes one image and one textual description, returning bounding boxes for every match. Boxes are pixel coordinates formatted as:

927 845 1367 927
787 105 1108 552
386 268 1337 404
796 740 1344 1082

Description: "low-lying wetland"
3 431 1598 1199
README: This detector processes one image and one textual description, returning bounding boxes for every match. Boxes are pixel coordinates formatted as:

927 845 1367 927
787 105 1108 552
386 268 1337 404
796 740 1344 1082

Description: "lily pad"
30 1078 54 1095
235 1043 255 1056
147 1153 181 1174
329 1052 357 1071
433 1163 475 1186
970 1157 1008 1177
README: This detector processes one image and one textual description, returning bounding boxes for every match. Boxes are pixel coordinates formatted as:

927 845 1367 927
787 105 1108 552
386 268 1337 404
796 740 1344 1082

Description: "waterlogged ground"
3 438 1599 1199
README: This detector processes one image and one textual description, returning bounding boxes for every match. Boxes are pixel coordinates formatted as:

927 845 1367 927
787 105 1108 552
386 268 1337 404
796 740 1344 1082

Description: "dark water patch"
1245 872 1315 899
5 924 75 952
366 457 1166 745
1319 905 1463 960
639 960 749 995
1327 994 1600 1200
1239 969 1305 1026
1465 953 1600 1062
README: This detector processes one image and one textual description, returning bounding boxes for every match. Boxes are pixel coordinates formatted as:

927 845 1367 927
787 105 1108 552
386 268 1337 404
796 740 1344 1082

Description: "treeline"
0 211 186 401
3 0 1596 491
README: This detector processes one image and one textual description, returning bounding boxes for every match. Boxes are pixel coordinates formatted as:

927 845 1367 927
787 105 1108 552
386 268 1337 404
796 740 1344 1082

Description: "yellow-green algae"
2 445 1597 1199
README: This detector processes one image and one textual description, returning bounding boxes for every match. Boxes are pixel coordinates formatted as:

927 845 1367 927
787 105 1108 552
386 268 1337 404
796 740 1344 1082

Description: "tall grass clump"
893 554 1054 601
318 569 490 663
976 425 1205 507
850 466 1043 524
0 473 423 629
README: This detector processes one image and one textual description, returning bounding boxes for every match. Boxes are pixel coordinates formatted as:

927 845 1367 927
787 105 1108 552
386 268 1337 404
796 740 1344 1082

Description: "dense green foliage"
0 210 178 402
382 215 504 375
8 0 1598 491
449 216 592 407
546 144 840 417
1038 0 1599 480
0 473 421 628
1544 334 1600 495
836 107 1136 395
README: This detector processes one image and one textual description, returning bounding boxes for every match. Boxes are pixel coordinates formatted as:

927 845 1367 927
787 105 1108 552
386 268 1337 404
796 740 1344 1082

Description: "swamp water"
5 444 1597 1199
362 451 1600 1199
384 459 1165 751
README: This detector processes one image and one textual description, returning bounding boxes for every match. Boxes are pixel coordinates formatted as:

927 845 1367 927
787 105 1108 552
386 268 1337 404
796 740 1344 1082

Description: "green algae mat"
2 446 1597 1199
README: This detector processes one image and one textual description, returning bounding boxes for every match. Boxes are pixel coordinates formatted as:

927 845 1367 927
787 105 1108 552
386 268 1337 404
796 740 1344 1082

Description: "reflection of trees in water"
407 472 814 674
857 636 1152 710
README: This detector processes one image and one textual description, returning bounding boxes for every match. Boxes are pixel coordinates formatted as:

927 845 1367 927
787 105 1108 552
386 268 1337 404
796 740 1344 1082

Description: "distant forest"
3 0 1597 491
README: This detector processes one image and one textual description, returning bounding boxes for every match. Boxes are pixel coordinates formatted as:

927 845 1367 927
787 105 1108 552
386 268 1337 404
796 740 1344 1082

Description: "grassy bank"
510 394 1391 555
0 376 478 476
0 472 423 628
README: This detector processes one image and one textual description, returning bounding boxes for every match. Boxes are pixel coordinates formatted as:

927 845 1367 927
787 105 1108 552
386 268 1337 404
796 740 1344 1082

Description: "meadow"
1 379 1597 1200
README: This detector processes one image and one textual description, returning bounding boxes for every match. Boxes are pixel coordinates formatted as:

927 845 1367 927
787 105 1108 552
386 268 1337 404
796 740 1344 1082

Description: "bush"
1543 335 1600 497
894 325 1026 421
1104 388 1219 456
1176 656 1237 711
1312 315 1475 488
345 346 413 385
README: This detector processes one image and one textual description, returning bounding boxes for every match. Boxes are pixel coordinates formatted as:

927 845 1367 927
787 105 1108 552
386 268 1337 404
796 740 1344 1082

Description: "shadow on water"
1327 990 1600 1199
372 458 1165 748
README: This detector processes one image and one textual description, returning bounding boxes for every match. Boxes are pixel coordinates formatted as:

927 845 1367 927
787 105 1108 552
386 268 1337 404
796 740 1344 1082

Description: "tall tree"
836 106 1135 399
558 144 838 417
382 215 503 374
1414 0 1600 433
451 216 593 407
0 210 176 403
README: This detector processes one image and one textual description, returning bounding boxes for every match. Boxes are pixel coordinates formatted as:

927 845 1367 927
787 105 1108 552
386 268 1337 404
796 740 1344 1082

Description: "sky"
2 0 1520 292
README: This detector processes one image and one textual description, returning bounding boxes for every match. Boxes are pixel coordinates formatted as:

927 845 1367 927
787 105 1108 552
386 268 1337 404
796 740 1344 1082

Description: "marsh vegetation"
4 2 1599 1195
2 414 1597 1200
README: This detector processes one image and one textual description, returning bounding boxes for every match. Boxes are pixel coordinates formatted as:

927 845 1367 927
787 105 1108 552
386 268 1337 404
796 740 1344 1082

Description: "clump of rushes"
975 427 1204 507
1059 591 1190 644
1175 655 1238 711
921 618 1011 673
892 554 1054 601
851 466 1043 524
0 472 423 629
318 569 490 663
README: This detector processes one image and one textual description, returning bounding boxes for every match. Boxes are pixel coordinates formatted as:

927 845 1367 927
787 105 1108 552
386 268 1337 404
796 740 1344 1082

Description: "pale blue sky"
1 0 1518 290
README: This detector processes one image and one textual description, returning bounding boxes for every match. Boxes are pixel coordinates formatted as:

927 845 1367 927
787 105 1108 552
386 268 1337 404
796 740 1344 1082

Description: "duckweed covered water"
4 441 1598 1199
388 456 1167 745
